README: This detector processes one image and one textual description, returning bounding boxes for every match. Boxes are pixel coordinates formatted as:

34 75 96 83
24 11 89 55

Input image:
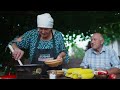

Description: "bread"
44 59 62 67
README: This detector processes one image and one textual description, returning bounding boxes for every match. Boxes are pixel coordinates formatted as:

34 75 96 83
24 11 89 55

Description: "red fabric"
0 74 16 79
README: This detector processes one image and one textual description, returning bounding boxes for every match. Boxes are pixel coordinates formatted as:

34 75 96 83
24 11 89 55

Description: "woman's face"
39 27 52 38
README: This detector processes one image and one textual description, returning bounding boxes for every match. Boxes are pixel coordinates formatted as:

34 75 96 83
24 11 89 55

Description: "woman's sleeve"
9 30 32 49
57 32 69 63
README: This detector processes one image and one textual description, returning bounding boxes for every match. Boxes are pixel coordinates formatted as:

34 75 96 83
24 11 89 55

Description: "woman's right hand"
12 47 24 60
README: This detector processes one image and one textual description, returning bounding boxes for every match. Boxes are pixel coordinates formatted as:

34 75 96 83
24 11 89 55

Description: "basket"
56 70 64 77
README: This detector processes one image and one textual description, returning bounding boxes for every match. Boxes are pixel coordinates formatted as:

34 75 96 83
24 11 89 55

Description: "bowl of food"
56 70 64 77
44 59 62 67
94 70 109 79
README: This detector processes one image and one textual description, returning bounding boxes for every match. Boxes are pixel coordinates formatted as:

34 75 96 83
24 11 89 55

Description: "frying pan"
15 64 47 79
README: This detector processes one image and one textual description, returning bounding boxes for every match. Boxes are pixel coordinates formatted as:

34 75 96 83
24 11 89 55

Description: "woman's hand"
56 56 63 65
12 47 24 60
56 56 63 61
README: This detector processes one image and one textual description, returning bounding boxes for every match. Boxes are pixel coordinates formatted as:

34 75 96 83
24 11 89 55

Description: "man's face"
39 27 52 38
91 34 103 50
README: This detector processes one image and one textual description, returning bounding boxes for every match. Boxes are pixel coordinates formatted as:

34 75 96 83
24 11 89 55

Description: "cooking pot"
15 64 47 79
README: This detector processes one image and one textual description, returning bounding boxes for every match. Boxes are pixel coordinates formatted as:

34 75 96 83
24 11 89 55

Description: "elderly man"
80 33 120 75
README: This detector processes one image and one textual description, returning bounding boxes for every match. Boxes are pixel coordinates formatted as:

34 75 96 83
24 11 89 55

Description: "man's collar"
92 45 106 54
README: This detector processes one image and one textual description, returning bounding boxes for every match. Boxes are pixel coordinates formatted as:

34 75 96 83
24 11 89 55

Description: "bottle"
48 70 57 79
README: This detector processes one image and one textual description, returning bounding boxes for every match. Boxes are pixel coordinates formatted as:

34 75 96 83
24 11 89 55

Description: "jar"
48 70 57 79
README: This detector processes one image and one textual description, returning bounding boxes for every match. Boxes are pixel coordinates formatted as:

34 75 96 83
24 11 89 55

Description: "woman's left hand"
57 56 63 61
56 56 63 65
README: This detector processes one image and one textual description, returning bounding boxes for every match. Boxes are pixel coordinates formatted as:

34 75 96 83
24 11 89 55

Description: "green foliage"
103 34 111 46
69 43 85 59
64 33 91 50
92 22 120 42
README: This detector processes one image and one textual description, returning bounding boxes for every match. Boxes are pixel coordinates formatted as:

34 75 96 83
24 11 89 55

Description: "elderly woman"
9 13 69 71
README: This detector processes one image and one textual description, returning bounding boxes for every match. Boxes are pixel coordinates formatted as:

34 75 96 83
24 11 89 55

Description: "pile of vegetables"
65 68 94 79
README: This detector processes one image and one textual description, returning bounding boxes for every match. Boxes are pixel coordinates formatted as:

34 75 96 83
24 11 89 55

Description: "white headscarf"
37 13 54 28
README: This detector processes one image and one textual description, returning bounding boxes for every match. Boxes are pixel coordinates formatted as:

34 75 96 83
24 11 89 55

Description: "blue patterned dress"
10 29 69 63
